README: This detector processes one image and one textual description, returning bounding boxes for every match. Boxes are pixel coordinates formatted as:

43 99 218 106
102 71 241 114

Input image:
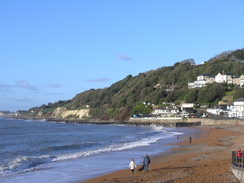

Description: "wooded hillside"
25 49 244 120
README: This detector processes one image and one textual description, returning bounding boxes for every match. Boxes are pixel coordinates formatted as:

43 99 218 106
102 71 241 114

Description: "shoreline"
6 115 244 127
80 125 242 183
5 116 202 128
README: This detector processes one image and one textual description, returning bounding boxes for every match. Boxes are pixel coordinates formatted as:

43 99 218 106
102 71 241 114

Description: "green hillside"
24 49 244 120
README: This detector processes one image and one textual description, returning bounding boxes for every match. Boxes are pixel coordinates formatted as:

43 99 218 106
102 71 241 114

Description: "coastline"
5 116 202 128
79 125 241 183
7 115 244 127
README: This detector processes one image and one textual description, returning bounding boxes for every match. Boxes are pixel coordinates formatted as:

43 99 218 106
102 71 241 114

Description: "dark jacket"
143 155 151 165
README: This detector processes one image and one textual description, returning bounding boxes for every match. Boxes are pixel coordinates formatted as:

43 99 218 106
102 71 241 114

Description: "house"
228 98 244 118
188 71 244 88
188 74 214 88
181 103 194 108
165 85 175 92
215 71 235 84
206 104 230 115
154 83 161 89
234 98 244 106
197 74 214 81
233 75 244 87
152 106 180 117
206 98 244 119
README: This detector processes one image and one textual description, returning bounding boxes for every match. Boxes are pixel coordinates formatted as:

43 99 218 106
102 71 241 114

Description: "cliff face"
36 107 90 119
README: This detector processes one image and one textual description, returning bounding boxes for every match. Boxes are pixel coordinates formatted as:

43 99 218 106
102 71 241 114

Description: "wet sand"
80 125 243 183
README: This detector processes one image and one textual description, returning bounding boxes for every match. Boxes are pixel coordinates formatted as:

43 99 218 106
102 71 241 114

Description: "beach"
80 125 242 183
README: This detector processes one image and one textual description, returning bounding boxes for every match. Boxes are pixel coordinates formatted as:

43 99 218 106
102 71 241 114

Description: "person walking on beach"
129 159 137 174
143 154 151 172
189 136 192 144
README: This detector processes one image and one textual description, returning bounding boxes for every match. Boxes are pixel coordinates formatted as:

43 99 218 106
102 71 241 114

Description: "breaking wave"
0 125 182 176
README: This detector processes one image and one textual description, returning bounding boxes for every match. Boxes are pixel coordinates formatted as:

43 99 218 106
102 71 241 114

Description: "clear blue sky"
0 0 244 112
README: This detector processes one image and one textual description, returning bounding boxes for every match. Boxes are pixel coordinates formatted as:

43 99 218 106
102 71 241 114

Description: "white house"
229 98 244 118
206 108 222 115
234 98 244 106
152 106 180 117
181 103 194 108
207 98 244 119
188 80 206 88
215 71 235 84
189 71 243 88
188 74 214 88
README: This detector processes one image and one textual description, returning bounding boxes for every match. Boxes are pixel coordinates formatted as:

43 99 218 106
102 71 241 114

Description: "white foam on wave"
0 155 56 176
36 119 47 122
53 129 182 161
150 125 165 132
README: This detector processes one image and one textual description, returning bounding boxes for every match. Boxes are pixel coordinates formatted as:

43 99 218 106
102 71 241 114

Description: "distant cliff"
36 107 90 119
0 111 11 117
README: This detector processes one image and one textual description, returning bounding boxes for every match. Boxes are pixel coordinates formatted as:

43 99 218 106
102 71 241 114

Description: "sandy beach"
80 125 243 183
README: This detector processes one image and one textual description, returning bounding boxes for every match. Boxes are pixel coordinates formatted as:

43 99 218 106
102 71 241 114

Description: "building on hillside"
228 98 244 118
152 106 180 117
151 103 198 118
233 75 244 87
188 71 244 88
188 74 214 88
181 103 194 108
142 101 151 105
206 104 231 116
180 103 196 117
154 83 161 89
215 71 235 84
206 98 244 119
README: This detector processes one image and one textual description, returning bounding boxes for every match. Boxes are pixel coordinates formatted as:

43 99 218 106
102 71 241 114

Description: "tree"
132 103 145 115
131 103 152 115
233 87 244 100
185 89 198 103
196 83 227 104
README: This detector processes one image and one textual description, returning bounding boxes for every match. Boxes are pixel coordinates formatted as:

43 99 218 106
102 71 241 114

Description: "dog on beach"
137 165 144 172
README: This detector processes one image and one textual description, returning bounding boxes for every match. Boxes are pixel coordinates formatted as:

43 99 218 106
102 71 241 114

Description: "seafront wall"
231 164 244 183
129 117 244 126
187 118 244 125
10 115 244 127
129 118 183 124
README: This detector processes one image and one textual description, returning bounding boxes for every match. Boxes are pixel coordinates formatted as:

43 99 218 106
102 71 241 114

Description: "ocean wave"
40 142 103 152
53 130 181 161
0 127 182 177
150 125 165 132
0 155 56 176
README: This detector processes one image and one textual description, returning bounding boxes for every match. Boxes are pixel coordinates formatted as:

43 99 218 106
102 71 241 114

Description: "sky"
0 0 244 112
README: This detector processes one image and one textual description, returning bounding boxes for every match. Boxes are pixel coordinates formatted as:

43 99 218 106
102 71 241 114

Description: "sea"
0 117 197 183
